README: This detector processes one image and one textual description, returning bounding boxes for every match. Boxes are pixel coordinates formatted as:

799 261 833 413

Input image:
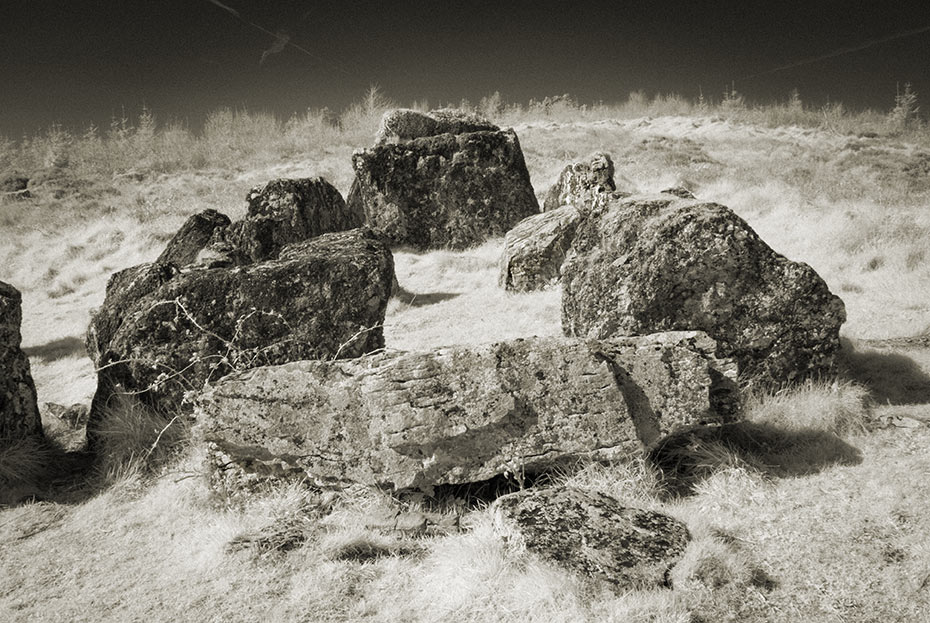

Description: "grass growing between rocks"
2 379 929 622
2 94 930 621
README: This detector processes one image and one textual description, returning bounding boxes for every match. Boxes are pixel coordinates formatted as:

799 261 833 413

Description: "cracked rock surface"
195 331 738 494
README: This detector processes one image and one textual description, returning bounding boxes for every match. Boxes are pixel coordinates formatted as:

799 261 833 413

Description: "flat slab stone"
492 486 690 589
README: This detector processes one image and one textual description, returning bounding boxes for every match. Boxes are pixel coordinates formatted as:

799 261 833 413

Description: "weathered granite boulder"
88 228 394 431
492 487 690 589
375 108 499 144
543 152 618 212
156 209 231 266
227 177 364 263
562 195 846 386
499 205 582 291
85 262 179 366
0 281 42 443
347 129 540 249
196 331 738 493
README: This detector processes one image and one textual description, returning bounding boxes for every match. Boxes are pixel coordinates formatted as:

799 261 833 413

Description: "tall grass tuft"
87 392 190 486
0 436 58 489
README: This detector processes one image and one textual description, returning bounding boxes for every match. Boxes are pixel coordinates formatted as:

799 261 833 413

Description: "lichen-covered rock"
499 205 582 291
375 108 499 144
228 177 363 263
347 129 540 249
0 281 41 443
195 331 738 493
562 195 846 386
156 209 231 266
492 487 690 589
88 228 394 429
85 263 179 366
543 152 618 212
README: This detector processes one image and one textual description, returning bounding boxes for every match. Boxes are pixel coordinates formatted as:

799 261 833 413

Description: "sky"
1 0 928 136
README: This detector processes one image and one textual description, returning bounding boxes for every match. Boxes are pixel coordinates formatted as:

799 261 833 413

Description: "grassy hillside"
1 91 929 622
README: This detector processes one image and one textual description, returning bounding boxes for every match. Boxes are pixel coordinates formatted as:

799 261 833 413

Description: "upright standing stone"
0 281 42 443
543 152 619 212
347 129 540 249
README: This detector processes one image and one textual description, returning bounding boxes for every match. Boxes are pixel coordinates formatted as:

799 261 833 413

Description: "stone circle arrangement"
0 107 846 590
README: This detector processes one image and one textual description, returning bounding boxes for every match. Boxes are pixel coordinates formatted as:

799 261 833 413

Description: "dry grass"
1 91 929 621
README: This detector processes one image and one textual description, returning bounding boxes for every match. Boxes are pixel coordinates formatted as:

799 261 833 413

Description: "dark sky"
1 1 928 136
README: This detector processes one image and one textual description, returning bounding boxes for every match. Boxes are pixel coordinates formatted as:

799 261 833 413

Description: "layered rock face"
375 108 499 144
196 331 737 493
543 152 619 212
347 129 540 249
562 195 846 386
492 487 690 589
498 205 582 291
0 281 42 443
87 228 394 429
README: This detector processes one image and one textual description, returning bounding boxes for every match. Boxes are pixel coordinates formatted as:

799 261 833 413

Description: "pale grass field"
1 95 929 621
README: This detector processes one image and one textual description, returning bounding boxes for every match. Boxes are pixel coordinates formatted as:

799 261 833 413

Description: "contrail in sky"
260 32 290 65
742 24 930 80
204 0 353 74
206 0 239 18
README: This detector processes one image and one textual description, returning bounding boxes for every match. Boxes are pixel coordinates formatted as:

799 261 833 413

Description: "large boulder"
375 108 499 144
156 209 231 266
227 177 364 263
85 263 179 366
562 195 846 386
347 129 540 249
498 205 582 291
492 487 690 589
542 152 621 212
0 281 42 443
88 228 394 429
196 331 738 493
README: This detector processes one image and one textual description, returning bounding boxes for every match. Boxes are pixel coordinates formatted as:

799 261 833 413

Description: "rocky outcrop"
195 331 738 493
498 205 582 291
156 210 231 266
562 195 846 386
347 129 539 249
492 487 690 589
88 228 394 429
543 152 619 212
0 281 42 443
375 108 499 144
227 177 364 263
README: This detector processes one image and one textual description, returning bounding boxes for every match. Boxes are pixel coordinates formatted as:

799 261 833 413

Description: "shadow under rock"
648 422 863 498
393 285 460 307
0 445 95 507
839 338 930 405
23 336 86 362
